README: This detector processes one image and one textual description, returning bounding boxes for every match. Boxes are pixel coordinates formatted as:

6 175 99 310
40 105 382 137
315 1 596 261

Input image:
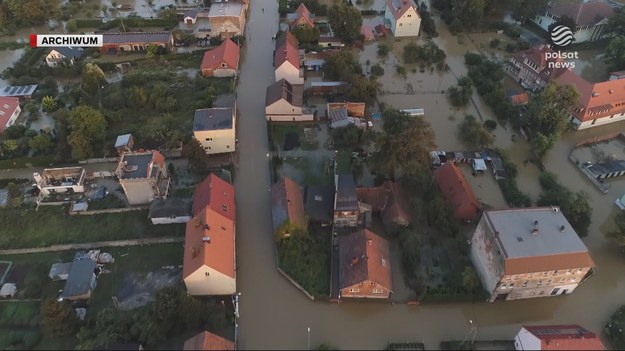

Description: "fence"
70 205 149 216
78 157 119 164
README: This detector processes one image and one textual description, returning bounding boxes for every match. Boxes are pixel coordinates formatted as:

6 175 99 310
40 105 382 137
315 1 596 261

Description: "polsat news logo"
29 34 103 48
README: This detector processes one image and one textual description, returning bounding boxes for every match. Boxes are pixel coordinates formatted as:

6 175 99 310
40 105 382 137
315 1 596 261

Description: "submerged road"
234 2 625 350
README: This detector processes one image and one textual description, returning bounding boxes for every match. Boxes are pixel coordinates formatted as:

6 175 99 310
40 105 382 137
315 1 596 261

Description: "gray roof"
208 0 244 17
329 108 348 123
193 108 234 131
119 153 153 179
102 32 171 44
49 262 73 280
184 9 198 19
0 85 37 97
149 198 192 218
115 133 132 148
485 208 591 259
336 174 358 211
588 160 625 177
0 189 7 207
304 185 334 222
61 259 96 299
266 79 303 107
51 47 84 59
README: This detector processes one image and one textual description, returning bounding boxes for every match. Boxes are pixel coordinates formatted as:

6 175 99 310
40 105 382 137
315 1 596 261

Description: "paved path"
0 237 183 255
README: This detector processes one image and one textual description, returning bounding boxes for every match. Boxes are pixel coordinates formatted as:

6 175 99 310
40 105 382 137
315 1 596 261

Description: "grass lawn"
268 123 304 147
0 301 40 327
0 206 185 249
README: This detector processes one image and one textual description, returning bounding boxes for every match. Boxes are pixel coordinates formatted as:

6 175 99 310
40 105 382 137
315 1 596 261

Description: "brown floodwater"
234 3 625 350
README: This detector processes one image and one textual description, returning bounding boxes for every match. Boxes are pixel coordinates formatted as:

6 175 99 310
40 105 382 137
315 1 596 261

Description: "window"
373 288 383 294
522 281 528 287
381 259 387 267
370 282 375 286
222 204 228 212
553 270 558 275
205 272 210 277
539 290 545 295
513 275 519 280
226 145 230 148
407 14 411 17
399 23 402 26
349 288 359 293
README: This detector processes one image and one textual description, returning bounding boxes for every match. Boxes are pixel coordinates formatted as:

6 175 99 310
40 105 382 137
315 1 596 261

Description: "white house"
384 0 421 37
265 79 313 122
193 106 236 154
531 0 615 43
0 97 20 132
274 35 304 84
33 167 86 197
45 47 84 67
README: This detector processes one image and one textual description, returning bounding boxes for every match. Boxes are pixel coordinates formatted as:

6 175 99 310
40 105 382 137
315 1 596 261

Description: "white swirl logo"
550 25 574 46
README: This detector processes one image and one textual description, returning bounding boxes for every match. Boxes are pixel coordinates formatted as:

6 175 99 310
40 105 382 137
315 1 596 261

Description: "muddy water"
234 3 625 350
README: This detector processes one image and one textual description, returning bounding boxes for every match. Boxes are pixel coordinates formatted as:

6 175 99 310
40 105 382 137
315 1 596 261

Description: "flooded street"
236 3 625 350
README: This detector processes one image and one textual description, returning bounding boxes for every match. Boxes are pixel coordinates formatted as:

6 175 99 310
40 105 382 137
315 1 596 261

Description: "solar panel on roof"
15 86 25 94
2 87 9 93
9 87 18 94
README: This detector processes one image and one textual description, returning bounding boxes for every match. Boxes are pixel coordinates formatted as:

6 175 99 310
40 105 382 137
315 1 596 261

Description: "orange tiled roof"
434 162 481 221
183 205 235 280
274 39 300 69
290 3 315 28
271 176 307 231
522 325 605 350
200 38 240 71
339 229 393 291
192 174 235 219
183 331 235 350
555 69 625 122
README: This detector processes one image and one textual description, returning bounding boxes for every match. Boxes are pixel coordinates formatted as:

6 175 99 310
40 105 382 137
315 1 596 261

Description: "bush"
503 26 521 39
489 38 501 48
505 43 517 53
377 44 389 57
370 63 384 77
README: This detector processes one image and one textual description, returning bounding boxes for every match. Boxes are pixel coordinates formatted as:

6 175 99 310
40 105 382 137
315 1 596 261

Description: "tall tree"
606 8 625 36
457 114 494 148
373 109 436 177
67 105 107 160
450 0 486 30
321 50 361 81
81 63 107 95
509 0 548 23
609 212 625 246
524 82 578 159
606 36 625 72
328 1 362 42
41 298 80 336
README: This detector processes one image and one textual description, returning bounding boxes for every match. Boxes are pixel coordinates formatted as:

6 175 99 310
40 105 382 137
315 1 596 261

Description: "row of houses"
507 44 625 130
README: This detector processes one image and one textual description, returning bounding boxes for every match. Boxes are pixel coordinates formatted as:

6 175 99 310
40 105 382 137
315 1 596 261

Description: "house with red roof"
0 97 21 132
183 330 235 350
384 0 421 37
274 32 304 84
287 3 315 30
184 174 236 296
433 162 481 222
507 44 564 92
200 38 240 77
271 176 308 239
356 181 411 231
338 229 393 299
555 68 625 130
531 0 614 43
514 324 605 350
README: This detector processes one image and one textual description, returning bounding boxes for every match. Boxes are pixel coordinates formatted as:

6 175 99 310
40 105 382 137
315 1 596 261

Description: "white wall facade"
393 7 421 37
184 265 236 296
151 215 191 225
572 111 625 130
275 63 304 85
194 127 236 154
514 328 541 350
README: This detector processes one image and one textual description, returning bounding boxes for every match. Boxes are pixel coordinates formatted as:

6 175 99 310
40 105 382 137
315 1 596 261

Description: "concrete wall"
493 269 590 301
151 215 191 225
202 67 237 78
470 216 505 295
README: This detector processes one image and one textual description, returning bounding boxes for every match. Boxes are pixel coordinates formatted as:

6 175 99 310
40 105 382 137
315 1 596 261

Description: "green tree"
606 36 625 72
67 105 107 160
373 109 436 177
509 0 548 23
182 138 209 173
6 182 21 200
609 212 625 246
525 81 578 159
537 172 592 236
457 114 494 148
348 75 380 103
81 63 107 95
461 266 480 291
328 1 362 42
2 139 18 154
41 95 58 112
41 298 80 336
158 7 178 21
377 43 389 57
66 19 78 33
29 133 53 153
322 50 361 81
331 124 363 150
370 63 384 77
607 8 625 36
146 44 159 58
292 26 321 43
450 0 486 30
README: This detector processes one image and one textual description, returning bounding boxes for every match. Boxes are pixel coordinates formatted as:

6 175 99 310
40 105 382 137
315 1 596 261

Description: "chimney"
203 224 210 230
202 236 211 243
208 113 213 118
351 257 359 265
367 239 373 245
532 220 539 235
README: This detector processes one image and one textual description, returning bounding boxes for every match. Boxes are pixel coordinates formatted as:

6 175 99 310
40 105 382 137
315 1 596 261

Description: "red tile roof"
183 205 235 280
200 38 240 71
192 173 236 220
555 69 625 123
271 176 307 231
356 181 410 226
434 162 481 221
522 325 605 350
386 0 420 20
511 45 564 83
509 92 529 106
290 3 315 29
548 0 614 27
183 331 235 350
338 229 393 292
361 24 375 41
274 39 300 69
0 97 19 131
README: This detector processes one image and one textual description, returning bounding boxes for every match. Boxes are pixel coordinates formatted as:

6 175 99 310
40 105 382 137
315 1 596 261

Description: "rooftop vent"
202 236 211 243
592 92 599 97
203 224 210 230
517 236 523 242
609 89 614 93
552 206 559 213
560 225 566 232
367 239 373 245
